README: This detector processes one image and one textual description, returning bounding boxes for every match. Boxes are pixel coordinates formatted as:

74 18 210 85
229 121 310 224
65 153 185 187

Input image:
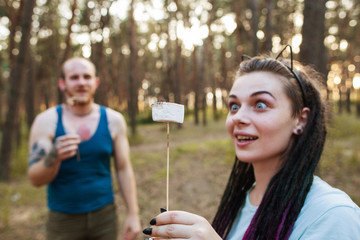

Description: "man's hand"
53 134 81 163
122 213 141 240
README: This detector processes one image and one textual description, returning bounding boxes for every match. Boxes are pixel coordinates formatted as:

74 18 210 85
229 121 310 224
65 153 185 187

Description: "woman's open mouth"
236 135 258 142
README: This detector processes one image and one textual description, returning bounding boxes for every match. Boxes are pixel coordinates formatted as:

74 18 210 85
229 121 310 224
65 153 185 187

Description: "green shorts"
46 203 118 240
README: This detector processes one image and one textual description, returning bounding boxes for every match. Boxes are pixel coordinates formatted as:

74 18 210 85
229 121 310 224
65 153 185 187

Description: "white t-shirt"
227 176 360 240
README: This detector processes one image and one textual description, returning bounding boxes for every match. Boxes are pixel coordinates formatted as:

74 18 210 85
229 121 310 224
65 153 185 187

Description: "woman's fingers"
154 211 202 226
144 211 211 239
144 224 192 239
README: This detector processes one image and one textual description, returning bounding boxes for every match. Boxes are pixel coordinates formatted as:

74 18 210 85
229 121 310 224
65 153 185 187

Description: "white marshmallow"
152 102 184 123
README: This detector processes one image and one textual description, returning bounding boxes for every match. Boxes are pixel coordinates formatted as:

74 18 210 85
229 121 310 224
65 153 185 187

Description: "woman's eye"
230 103 240 112
255 102 267 110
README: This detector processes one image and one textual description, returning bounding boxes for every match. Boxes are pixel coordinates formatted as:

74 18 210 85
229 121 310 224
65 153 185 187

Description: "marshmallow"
152 102 184 123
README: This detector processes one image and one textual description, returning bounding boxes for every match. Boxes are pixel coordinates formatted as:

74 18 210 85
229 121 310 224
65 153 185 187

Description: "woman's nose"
232 107 250 125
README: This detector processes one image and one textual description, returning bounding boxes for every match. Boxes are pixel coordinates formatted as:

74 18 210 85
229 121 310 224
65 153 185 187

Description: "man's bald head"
60 57 96 79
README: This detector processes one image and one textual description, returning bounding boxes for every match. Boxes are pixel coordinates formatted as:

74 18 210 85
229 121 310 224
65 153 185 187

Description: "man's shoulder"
103 107 127 135
29 106 60 144
30 106 59 135
104 107 125 122
33 106 58 124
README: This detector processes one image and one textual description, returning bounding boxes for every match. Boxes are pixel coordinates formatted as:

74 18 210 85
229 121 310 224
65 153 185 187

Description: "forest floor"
0 113 359 240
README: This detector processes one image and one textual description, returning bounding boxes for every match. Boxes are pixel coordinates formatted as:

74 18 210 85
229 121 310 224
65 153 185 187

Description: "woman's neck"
250 159 282 206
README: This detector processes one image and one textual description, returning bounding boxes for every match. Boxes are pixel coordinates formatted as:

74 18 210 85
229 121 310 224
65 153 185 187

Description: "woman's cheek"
225 117 234 137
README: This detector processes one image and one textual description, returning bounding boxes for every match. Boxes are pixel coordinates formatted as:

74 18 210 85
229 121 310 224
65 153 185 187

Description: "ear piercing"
296 127 303 134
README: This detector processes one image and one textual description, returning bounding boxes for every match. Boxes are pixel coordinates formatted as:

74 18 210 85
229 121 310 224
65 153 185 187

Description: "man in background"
28 57 140 240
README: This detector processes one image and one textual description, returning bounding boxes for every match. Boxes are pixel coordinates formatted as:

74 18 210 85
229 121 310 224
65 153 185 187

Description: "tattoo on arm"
28 142 58 168
29 142 46 166
44 145 58 167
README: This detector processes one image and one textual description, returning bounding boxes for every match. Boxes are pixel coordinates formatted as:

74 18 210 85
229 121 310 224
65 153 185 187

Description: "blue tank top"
47 105 114 213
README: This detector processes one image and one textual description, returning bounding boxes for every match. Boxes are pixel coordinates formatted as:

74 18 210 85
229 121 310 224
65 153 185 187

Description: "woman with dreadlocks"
142 49 360 240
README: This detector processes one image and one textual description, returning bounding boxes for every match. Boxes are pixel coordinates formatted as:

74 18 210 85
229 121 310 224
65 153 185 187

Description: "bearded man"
28 57 140 240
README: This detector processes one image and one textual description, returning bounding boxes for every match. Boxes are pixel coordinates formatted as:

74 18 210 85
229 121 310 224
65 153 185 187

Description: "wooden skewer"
152 102 184 211
166 122 170 210
77 148 81 161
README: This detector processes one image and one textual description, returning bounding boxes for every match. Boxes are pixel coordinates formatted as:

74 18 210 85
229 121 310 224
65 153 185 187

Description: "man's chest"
62 114 100 141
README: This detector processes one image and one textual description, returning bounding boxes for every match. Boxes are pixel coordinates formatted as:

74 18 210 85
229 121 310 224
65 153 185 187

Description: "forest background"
0 0 359 239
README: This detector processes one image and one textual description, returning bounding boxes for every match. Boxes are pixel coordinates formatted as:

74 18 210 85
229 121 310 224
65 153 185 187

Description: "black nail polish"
160 207 167 213
143 228 152 235
150 218 156 225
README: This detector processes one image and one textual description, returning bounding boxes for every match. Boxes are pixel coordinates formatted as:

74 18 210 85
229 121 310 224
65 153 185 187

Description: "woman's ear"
293 107 310 135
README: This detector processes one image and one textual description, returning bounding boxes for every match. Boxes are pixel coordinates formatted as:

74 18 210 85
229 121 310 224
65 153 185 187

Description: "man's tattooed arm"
29 142 58 168
44 145 58 167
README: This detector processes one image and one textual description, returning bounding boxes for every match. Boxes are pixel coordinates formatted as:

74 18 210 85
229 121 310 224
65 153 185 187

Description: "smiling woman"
226 71 299 167
142 51 360 240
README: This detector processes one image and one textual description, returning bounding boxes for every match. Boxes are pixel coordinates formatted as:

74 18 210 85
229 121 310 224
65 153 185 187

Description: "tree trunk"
300 0 327 77
92 41 108 106
94 2 112 106
199 45 207 126
233 0 246 63
25 52 36 130
208 0 218 121
174 39 183 128
110 37 125 106
251 0 259 56
128 0 138 135
6 0 25 70
346 89 351 114
338 90 343 114
0 57 3 126
264 0 274 52
173 0 182 106
192 47 199 125
0 0 36 181
58 0 77 104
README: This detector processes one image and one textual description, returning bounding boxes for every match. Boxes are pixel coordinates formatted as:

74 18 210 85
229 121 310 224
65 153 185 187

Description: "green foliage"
174 142 201 155
204 139 235 166
128 132 145 145
327 113 360 138
0 183 11 226
0 181 46 228
10 121 30 180
131 151 163 169
319 112 360 204
136 108 154 125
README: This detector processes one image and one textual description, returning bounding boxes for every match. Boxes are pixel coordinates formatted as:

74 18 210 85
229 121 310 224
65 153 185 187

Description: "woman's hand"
143 210 222 240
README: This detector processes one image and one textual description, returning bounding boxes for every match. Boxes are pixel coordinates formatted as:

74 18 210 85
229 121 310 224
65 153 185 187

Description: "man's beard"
65 88 92 106
66 95 92 106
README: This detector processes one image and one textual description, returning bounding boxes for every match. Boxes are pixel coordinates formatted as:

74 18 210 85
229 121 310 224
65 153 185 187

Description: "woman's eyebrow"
229 91 276 100
250 90 276 100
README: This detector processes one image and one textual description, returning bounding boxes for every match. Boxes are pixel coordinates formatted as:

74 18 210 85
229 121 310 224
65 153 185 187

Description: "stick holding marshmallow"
152 102 184 210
